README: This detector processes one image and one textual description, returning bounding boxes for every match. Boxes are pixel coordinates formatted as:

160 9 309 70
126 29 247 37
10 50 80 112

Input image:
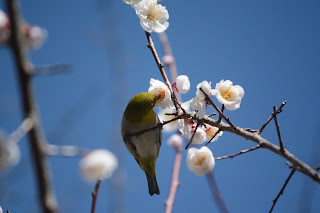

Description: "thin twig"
158 32 181 102
215 145 261 161
217 105 225 123
201 115 320 184
7 117 34 144
145 32 180 112
269 169 296 213
45 144 87 157
243 128 259 133
34 64 72 76
273 106 285 152
206 172 229 213
258 101 286 134
185 122 200 149
200 88 237 130
205 129 222 146
208 113 217 117
165 146 182 213
7 0 58 212
125 115 182 138
158 32 183 213
91 178 102 213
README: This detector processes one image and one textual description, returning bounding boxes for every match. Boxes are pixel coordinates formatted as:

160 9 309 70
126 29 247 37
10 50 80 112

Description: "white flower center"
193 153 206 166
220 86 236 101
147 4 162 22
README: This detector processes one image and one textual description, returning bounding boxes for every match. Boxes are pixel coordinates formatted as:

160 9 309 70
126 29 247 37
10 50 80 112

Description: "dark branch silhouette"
6 0 58 212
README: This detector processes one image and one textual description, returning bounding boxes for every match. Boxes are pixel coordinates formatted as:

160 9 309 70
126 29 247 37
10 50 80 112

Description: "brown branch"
269 169 296 213
158 32 181 102
91 179 102 213
258 101 286 134
6 0 58 212
273 106 285 152
206 172 229 213
205 129 222 146
218 105 225 123
208 113 217 117
201 115 320 184
125 115 182 138
145 32 180 112
165 146 182 213
185 121 200 149
215 145 261 161
158 32 183 213
199 88 237 130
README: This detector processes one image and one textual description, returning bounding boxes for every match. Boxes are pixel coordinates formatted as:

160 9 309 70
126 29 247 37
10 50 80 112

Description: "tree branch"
91 179 102 213
7 117 34 144
165 146 182 213
201 115 320 183
273 106 285 152
6 0 58 212
269 169 296 213
206 172 229 213
145 32 180 112
200 88 236 130
258 101 286 134
215 145 261 161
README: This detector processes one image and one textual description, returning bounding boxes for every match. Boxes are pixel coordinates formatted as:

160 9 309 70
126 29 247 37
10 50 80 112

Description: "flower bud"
187 146 215 176
80 149 118 182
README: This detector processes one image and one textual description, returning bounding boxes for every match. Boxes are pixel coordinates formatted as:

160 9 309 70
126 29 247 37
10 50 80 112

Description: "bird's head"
123 92 163 122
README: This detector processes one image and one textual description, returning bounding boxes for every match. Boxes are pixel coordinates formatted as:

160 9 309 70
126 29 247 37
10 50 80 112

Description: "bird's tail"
146 173 160 196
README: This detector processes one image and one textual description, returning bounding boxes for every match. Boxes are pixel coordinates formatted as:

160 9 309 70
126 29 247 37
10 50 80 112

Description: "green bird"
121 92 162 196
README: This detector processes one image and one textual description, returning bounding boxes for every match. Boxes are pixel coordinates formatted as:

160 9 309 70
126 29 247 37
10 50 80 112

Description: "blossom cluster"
0 9 47 49
148 76 244 175
122 0 169 33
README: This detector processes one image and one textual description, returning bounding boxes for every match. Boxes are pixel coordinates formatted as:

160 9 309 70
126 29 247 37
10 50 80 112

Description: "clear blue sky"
1 0 320 212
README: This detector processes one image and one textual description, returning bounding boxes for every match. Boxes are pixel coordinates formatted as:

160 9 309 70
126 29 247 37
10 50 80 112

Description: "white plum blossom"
80 149 118 182
24 26 48 49
196 80 217 98
149 78 171 109
136 0 169 33
0 133 21 171
190 96 207 119
190 81 218 118
167 134 183 151
203 124 223 142
190 127 206 144
175 75 190 94
187 146 215 176
122 0 144 9
158 100 191 132
215 80 244 111
177 119 206 144
158 105 177 132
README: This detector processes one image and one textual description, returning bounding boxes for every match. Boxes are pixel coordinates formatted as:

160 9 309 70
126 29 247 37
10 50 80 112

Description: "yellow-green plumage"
121 92 162 196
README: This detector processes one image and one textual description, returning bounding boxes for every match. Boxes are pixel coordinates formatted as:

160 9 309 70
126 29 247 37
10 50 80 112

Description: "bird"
121 92 163 196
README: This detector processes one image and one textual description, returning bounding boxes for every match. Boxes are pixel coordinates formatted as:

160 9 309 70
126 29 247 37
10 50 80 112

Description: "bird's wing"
155 114 162 157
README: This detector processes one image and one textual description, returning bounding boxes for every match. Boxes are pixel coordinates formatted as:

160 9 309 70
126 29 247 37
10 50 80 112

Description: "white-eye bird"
121 92 162 196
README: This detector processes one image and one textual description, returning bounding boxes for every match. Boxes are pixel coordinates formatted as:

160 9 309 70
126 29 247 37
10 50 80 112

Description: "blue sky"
1 0 320 212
